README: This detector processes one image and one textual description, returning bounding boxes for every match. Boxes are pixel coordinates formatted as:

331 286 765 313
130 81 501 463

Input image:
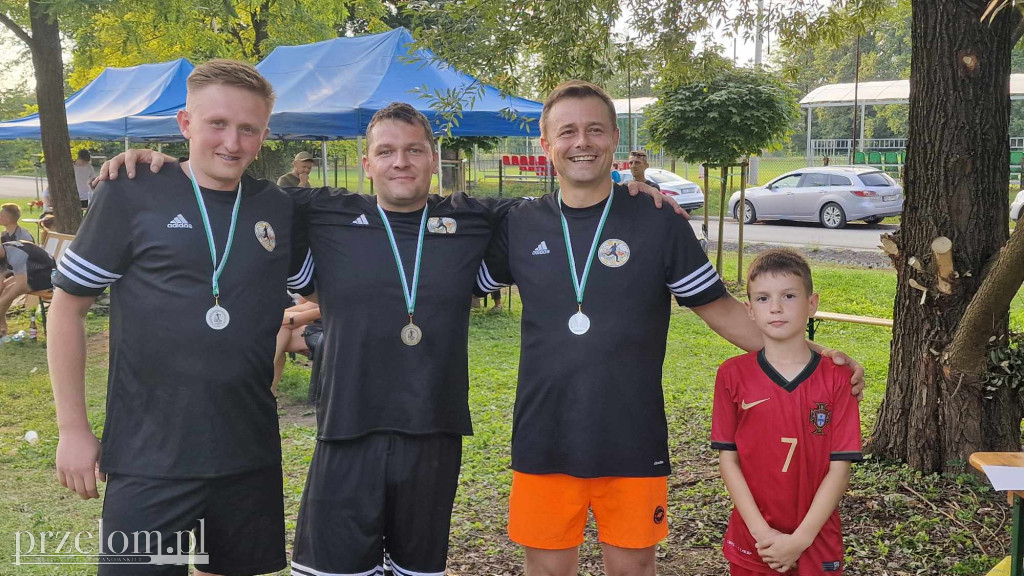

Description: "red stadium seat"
510 156 520 165
502 155 511 166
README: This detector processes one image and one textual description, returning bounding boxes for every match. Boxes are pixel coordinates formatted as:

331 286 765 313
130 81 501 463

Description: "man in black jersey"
477 81 864 576
47 60 296 576
98 104 676 576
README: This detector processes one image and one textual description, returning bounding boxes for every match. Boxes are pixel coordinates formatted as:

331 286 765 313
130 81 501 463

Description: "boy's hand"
756 533 810 573
626 181 688 217
821 348 865 400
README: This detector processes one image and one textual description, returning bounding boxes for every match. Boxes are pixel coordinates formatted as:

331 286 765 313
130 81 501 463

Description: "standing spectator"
73 149 96 208
278 151 317 188
0 203 35 243
628 149 660 190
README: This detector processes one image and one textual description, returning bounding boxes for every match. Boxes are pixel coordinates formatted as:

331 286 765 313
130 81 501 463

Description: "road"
690 217 896 252
0 175 895 251
0 176 44 199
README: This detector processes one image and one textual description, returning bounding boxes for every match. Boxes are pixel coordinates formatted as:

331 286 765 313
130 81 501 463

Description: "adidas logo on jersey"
167 214 193 229
351 214 369 225
532 241 550 255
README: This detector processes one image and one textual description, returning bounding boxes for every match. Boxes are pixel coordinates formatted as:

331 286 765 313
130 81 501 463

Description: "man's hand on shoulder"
94 149 176 185
626 180 688 218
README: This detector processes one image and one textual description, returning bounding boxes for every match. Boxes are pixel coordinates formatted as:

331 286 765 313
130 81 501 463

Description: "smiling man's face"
177 84 270 190
363 119 437 212
541 95 619 191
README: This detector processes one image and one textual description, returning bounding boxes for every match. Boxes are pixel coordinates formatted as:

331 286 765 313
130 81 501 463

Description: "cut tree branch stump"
932 236 954 294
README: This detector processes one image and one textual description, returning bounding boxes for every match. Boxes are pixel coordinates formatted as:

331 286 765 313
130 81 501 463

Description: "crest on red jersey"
809 402 831 435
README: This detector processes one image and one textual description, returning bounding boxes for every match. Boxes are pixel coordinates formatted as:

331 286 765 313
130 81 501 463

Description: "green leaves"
644 64 798 164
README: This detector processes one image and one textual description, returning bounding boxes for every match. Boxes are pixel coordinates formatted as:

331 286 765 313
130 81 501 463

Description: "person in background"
278 151 317 188
628 150 659 190
273 295 322 396
73 149 96 208
0 240 55 336
1 203 35 243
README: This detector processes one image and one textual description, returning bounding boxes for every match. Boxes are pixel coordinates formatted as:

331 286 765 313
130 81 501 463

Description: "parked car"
727 166 903 229
1012 189 1024 222
614 168 705 212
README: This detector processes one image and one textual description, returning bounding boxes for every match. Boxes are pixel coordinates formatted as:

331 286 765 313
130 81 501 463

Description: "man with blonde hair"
0 203 34 243
48 59 300 576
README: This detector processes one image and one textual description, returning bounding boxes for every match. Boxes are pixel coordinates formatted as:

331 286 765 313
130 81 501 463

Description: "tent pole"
357 136 364 194
321 140 328 185
437 138 443 195
124 137 129 152
805 109 812 167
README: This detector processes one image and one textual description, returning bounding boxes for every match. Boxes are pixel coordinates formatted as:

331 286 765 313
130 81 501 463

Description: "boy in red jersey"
711 248 862 575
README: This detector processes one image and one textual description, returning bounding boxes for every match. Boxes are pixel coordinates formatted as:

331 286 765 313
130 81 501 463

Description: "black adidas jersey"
52 165 294 478
288 189 517 439
478 185 727 478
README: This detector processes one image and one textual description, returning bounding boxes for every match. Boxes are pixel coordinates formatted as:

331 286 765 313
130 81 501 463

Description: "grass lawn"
2 258 1023 575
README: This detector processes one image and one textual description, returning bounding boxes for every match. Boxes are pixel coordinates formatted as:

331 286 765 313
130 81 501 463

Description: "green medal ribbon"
558 188 613 312
187 162 242 303
377 202 429 319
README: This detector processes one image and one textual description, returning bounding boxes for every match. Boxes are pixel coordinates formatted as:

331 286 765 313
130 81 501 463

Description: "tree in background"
644 60 798 167
0 0 86 233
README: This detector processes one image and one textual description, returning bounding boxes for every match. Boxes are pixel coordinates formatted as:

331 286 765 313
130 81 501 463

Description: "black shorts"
98 466 286 576
292 433 462 576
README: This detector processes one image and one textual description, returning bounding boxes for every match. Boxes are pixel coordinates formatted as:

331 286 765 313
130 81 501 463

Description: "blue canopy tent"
0 59 193 142
257 27 543 139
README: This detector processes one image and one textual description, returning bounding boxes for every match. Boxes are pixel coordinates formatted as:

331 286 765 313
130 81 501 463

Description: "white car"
615 168 705 212
728 166 903 229
1012 190 1024 221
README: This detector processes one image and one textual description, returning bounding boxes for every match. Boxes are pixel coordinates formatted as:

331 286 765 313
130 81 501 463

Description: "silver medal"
401 322 423 346
568 311 591 335
206 305 230 330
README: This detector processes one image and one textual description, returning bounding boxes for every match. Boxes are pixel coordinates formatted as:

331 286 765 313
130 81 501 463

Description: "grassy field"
2 255 1023 575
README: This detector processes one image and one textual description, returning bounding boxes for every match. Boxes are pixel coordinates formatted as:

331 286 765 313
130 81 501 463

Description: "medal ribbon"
558 188 613 309
377 202 429 318
187 162 242 302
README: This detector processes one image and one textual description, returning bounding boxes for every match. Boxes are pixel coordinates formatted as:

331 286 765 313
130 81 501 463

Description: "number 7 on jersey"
780 437 798 473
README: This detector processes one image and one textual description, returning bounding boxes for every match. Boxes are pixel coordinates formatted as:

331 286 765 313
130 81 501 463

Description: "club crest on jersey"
255 221 276 252
427 217 457 234
598 239 630 267
809 402 831 435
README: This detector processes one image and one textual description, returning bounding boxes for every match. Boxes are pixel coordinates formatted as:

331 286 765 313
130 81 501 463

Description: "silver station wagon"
729 166 903 229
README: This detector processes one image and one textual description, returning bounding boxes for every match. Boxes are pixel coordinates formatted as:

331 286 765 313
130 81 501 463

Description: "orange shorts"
507 472 668 550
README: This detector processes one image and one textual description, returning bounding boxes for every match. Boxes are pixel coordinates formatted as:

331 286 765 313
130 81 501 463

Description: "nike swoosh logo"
741 398 770 410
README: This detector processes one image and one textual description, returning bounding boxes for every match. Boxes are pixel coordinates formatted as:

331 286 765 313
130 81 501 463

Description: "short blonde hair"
1 202 21 222
541 80 618 136
186 59 276 111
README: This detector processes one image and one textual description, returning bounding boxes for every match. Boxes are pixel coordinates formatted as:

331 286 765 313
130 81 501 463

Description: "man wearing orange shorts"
477 80 864 576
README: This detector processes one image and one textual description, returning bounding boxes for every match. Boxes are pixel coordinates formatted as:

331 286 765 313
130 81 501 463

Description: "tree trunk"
29 0 80 234
869 0 1022 472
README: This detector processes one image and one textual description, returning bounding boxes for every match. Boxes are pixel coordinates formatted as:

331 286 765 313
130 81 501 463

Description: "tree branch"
0 11 33 47
945 224 1024 375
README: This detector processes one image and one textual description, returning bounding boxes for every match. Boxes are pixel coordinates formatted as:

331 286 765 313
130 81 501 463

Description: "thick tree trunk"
29 0 80 234
869 0 1022 472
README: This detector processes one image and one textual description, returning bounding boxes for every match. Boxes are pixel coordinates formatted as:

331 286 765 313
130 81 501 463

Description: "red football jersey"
711 350 862 575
